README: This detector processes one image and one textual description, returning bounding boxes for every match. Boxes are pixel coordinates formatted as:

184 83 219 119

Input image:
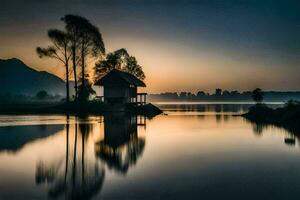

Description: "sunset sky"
0 0 299 93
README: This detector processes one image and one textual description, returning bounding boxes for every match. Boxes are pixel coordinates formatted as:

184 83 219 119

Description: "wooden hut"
94 69 147 105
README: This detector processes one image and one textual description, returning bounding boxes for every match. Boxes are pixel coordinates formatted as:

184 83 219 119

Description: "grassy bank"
243 101 300 134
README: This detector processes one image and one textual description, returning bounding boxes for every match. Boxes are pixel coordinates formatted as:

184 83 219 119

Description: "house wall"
105 86 126 98
104 86 136 104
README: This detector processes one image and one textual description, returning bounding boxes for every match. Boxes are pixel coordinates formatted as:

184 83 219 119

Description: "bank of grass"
243 101 300 134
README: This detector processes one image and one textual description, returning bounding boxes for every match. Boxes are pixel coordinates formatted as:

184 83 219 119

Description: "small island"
243 89 300 134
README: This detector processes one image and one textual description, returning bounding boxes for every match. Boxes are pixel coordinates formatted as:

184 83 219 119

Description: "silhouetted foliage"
61 15 81 99
197 91 206 97
95 48 145 80
252 88 264 103
36 29 71 103
61 15 105 100
149 89 300 102
37 14 106 103
179 92 187 98
76 16 105 88
215 88 222 96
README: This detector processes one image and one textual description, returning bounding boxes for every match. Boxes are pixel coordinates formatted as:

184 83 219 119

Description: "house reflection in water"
36 117 105 200
35 114 146 199
95 113 146 174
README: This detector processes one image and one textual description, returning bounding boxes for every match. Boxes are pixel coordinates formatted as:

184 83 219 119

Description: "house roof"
95 69 146 87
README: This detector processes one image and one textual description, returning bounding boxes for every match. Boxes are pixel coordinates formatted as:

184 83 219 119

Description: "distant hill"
0 58 69 96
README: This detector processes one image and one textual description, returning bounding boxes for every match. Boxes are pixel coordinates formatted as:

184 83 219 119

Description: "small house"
94 69 147 105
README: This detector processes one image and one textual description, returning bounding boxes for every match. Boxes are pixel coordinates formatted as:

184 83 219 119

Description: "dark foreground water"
1 103 300 200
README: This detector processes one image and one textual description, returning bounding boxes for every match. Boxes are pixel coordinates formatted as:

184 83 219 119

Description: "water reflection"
95 113 146 174
251 122 265 136
158 103 283 114
33 114 145 199
0 124 64 152
1 109 300 200
248 120 299 147
36 116 105 200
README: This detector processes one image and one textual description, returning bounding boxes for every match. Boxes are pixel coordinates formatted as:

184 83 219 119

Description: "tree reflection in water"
95 113 146 175
249 120 299 147
35 114 146 199
36 116 105 200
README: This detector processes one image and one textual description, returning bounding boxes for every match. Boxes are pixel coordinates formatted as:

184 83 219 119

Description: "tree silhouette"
61 15 105 101
37 29 71 103
61 15 82 99
62 15 105 101
252 88 264 103
76 16 105 91
61 15 105 100
95 48 145 80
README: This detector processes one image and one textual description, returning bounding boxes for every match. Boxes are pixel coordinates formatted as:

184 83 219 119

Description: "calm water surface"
1 104 300 200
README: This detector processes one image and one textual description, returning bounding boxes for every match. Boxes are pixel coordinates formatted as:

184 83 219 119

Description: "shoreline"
0 102 163 118
242 103 300 134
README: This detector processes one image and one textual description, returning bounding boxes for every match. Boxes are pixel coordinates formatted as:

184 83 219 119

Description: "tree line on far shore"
37 14 145 103
149 88 300 103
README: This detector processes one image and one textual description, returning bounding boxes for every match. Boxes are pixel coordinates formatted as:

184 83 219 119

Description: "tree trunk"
81 42 85 87
72 47 78 99
66 62 70 103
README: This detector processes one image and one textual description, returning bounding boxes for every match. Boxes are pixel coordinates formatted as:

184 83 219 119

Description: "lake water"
1 103 300 200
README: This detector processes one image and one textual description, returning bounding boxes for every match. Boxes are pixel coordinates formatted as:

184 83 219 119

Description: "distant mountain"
0 58 69 96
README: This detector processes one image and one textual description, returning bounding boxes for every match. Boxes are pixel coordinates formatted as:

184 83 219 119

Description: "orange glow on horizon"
1 35 299 93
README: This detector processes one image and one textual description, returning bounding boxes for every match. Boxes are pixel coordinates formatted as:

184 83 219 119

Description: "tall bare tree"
79 20 105 88
36 29 71 103
61 15 81 99
61 15 105 101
